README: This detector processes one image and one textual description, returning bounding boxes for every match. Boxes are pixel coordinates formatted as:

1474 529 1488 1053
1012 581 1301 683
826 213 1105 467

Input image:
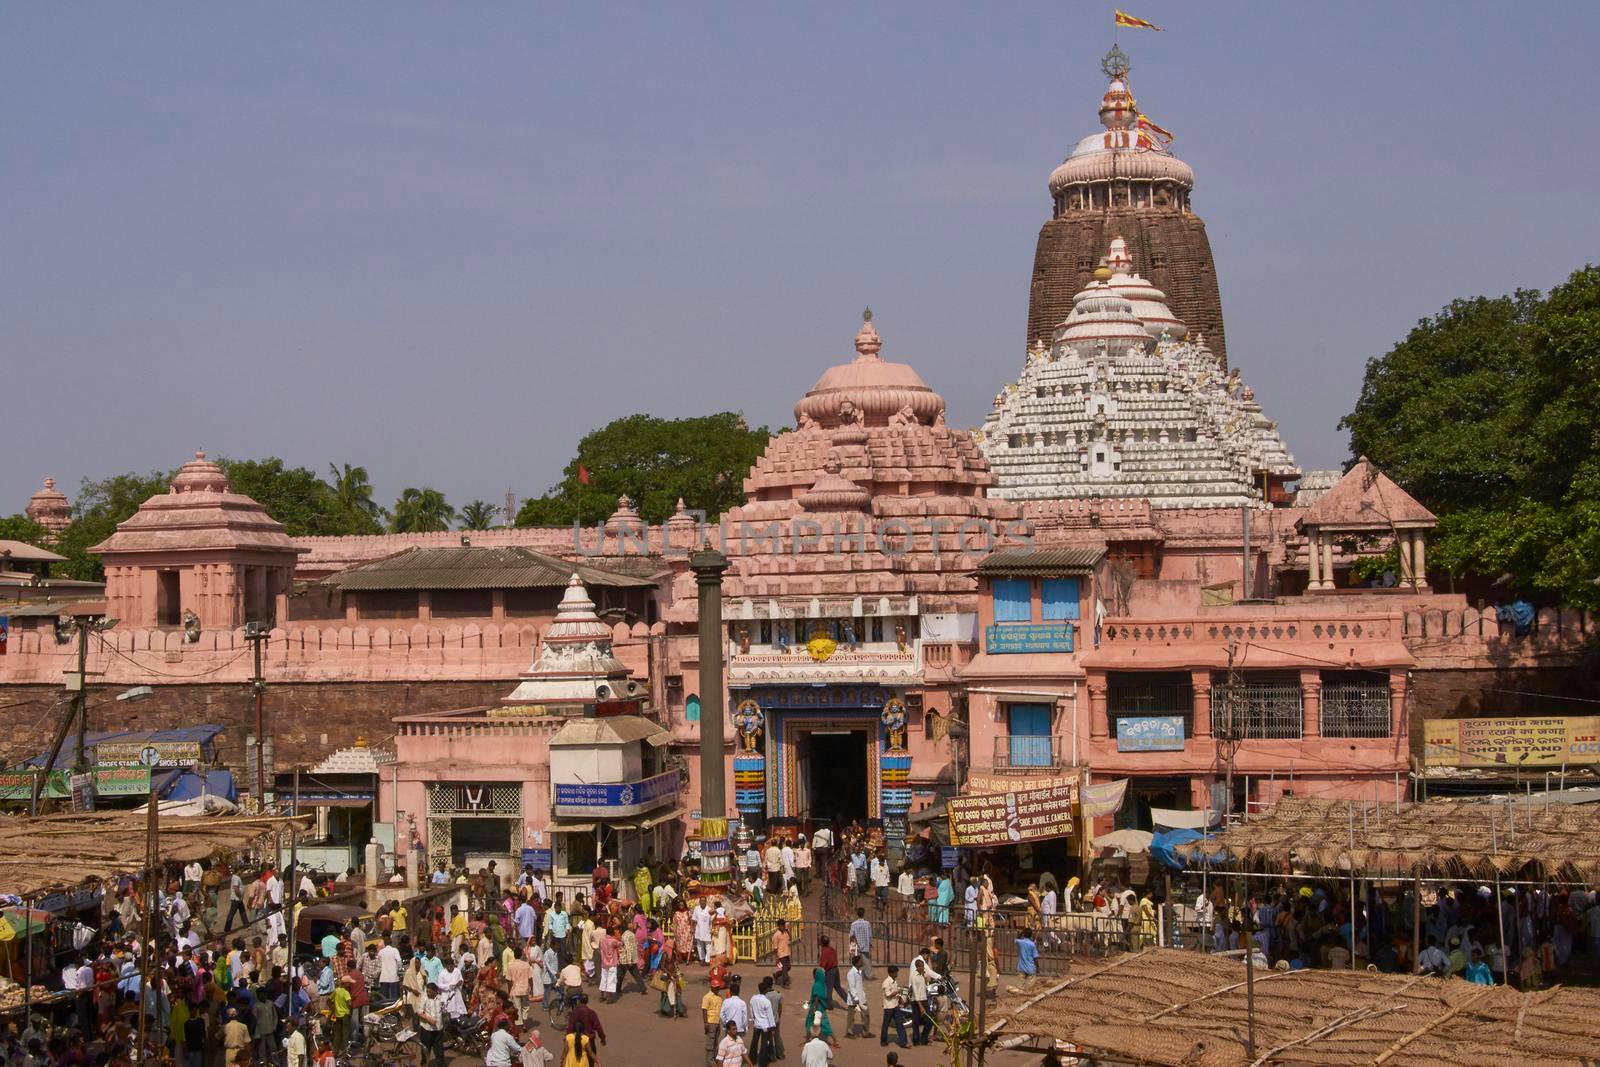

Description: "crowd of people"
1192 878 1600 986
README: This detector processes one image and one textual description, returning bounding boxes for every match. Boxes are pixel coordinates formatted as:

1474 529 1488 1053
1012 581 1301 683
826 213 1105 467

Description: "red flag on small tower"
577 463 592 485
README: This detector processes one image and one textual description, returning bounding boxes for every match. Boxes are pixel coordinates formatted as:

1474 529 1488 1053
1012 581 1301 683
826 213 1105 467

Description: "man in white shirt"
896 868 916 920
800 1027 833 1067
719 978 749 1037
413 985 445 1067
283 1017 308 1067
908 959 931 1046
1418 938 1450 975
377 941 403 1001
750 977 778 1064
780 841 795 890
692 901 713 963
878 967 909 1048
870 854 890 909
844 956 868 1037
298 870 317 900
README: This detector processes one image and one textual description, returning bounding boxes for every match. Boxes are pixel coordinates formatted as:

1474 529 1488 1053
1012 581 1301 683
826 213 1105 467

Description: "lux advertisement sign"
553 772 677 817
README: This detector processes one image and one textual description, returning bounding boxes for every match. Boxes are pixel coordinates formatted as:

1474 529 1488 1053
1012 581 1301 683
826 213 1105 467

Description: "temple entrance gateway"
796 728 870 825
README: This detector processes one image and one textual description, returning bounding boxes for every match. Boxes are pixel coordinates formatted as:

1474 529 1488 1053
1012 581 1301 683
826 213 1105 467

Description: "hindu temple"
1028 45 1228 368
983 238 1299 507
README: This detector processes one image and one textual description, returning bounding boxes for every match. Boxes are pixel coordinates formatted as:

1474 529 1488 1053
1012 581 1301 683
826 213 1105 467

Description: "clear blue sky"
5 2 1597 516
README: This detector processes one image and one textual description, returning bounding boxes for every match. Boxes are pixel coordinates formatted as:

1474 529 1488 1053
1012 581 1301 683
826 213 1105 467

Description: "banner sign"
947 781 1077 847
520 848 553 871
984 624 1074 655
96 741 204 768
940 847 961 870
553 772 677 817
1423 716 1600 767
1115 716 1186 752
0 765 151 800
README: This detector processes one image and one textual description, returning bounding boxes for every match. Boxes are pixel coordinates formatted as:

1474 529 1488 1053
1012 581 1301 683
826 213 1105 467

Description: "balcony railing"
991 735 1065 771
1210 684 1304 740
1321 681 1392 738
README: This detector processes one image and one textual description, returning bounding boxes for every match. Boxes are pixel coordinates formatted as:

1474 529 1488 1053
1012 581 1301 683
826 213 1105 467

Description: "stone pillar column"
1413 532 1427 587
1306 530 1320 589
1087 675 1110 742
417 590 432 622
1321 537 1335 591
1389 669 1409 740
1300 668 1322 739
1190 669 1212 739
690 541 733 887
1397 532 1414 585
491 590 506 622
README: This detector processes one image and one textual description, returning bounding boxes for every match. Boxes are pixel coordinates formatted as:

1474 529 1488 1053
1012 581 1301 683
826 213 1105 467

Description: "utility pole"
1221 639 1240 821
72 618 92 772
245 623 269 812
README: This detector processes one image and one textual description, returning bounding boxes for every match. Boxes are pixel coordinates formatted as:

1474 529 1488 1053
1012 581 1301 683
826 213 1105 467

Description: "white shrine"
980 238 1299 508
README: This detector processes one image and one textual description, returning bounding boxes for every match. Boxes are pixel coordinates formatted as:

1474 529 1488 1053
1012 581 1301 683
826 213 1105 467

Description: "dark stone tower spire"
1027 47 1228 369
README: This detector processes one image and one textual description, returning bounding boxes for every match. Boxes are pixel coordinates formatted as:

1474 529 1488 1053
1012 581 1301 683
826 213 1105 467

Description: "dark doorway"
1115 776 1191 832
156 570 181 626
803 730 870 825
449 817 511 864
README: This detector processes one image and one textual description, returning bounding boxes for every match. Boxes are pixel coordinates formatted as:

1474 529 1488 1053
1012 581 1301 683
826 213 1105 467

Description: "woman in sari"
710 906 733 963
804 967 839 1049
656 953 686 1018
632 862 653 912
928 874 953 926
468 953 500 1016
671 902 692 963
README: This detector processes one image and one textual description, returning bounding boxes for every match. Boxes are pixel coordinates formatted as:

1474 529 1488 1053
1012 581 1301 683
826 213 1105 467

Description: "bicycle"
547 985 576 1030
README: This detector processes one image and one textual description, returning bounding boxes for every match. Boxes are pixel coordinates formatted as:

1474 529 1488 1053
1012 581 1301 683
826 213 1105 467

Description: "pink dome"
169 451 231 494
793 313 946 429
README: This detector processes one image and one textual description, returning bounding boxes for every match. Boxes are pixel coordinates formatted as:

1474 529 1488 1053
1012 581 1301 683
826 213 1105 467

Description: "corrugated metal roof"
322 546 658 591
975 547 1106 577
0 598 108 618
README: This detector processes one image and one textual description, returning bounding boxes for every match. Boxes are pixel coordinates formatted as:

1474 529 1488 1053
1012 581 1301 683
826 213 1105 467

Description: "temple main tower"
1027 46 1228 369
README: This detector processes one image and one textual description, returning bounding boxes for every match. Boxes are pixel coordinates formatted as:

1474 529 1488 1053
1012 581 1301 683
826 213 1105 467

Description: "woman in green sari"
805 966 840 1048
632 862 654 913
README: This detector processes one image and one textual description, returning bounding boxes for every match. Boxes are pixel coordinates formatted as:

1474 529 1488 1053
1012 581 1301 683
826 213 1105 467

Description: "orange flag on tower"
1115 10 1163 31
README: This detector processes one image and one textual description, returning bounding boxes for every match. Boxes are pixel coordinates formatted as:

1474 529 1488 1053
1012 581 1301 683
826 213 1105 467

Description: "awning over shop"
552 822 598 833
294 797 371 809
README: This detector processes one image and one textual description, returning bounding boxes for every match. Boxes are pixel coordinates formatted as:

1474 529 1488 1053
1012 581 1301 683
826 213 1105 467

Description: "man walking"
908 959 932 1046
750 977 778 1066
845 955 869 1038
878 966 909 1049
850 908 873 979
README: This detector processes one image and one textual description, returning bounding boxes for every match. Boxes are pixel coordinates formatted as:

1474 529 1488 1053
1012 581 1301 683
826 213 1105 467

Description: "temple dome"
1047 71 1195 196
798 455 873 513
1056 277 1154 357
793 313 946 429
25 477 71 535
169 451 232 494
1101 237 1187 341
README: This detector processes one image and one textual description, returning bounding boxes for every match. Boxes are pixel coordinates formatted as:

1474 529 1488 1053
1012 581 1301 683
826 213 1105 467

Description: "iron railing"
990 735 1065 771
1107 681 1194 736
1210 682 1304 740
1320 681 1392 737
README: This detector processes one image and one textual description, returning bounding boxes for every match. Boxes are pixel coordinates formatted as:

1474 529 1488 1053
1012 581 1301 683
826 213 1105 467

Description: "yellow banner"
1423 716 1600 767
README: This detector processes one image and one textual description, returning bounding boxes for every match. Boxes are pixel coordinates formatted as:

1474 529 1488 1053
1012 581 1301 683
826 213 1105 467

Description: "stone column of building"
1388 669 1410 740
1190 669 1212 739
1306 530 1322 589
1299 669 1322 739
1321 537 1335 591
1087 675 1110 741
690 541 733 887
1412 532 1427 586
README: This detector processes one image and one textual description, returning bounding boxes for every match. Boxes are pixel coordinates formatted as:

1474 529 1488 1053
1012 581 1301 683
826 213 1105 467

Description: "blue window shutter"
992 579 1032 623
1007 704 1053 767
1041 578 1081 621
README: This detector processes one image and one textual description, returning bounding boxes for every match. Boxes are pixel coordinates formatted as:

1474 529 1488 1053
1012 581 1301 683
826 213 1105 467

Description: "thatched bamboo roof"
1176 796 1600 880
0 811 309 897
985 949 1600 1066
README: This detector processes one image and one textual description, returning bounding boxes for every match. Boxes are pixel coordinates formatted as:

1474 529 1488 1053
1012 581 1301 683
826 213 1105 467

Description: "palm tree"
389 488 456 532
328 463 383 531
459 500 499 530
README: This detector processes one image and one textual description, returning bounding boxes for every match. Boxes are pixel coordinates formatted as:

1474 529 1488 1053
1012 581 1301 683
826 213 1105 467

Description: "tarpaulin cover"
156 769 237 803
1150 829 1206 870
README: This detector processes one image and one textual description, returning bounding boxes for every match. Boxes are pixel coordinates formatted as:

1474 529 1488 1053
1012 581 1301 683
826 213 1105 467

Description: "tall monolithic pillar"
690 541 733 888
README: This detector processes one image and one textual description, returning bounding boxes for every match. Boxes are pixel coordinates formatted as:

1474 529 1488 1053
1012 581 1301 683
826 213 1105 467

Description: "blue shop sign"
553 771 678 817
1115 716 1187 752
940 847 961 870
985 623 1074 654
520 848 553 871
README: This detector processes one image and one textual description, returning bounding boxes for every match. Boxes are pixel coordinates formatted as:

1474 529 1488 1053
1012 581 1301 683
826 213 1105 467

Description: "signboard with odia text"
947 781 1077 847
1423 716 1600 767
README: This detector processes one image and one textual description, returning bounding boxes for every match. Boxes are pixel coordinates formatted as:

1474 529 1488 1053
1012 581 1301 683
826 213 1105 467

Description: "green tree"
389 488 456 532
52 470 174 581
0 514 50 546
459 500 500 530
217 458 356 538
515 411 771 527
328 463 385 533
1340 264 1600 607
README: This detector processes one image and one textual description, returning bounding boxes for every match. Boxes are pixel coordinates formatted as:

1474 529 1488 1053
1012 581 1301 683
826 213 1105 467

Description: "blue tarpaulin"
153 769 237 803
25 725 225 769
1151 828 1217 870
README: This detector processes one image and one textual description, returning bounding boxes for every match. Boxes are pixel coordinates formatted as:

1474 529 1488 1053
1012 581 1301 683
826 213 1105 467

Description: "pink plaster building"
92 452 304 631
